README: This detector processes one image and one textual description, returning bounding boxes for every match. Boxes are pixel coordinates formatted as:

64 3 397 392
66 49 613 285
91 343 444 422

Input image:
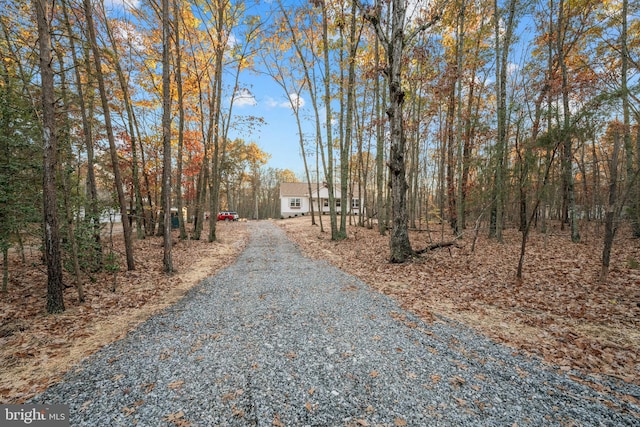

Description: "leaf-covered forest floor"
277 216 640 402
0 221 249 404
2 217 639 407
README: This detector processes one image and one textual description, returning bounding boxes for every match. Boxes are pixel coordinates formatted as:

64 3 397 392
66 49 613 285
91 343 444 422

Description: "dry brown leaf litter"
277 217 640 390
2 217 639 406
0 222 248 403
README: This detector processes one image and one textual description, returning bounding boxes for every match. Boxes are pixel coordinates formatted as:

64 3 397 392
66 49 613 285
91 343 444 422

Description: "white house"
280 182 363 218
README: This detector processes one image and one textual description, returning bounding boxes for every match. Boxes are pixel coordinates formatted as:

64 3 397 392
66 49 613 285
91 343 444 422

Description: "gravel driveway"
33 221 640 426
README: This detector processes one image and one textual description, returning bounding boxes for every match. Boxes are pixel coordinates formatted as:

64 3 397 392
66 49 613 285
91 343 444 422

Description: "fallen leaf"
168 380 185 390
272 413 284 427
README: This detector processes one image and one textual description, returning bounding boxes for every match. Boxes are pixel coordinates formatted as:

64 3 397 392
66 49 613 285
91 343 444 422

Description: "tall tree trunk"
83 0 135 270
56 46 85 302
378 0 415 262
339 1 361 238
174 0 187 240
557 0 579 242
135 111 156 235
161 0 173 272
100 1 146 239
192 73 209 240
207 4 225 243
490 0 505 241
446 74 457 233
35 0 65 313
490 0 517 242
517 142 559 280
620 0 638 237
374 36 386 235
62 0 102 270
601 132 621 282
454 0 466 234
319 1 339 239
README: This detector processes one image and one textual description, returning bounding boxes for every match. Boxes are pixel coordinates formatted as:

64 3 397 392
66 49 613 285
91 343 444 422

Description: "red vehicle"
217 211 238 221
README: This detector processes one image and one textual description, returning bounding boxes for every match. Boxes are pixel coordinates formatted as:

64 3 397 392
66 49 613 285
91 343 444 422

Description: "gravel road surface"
32 221 640 426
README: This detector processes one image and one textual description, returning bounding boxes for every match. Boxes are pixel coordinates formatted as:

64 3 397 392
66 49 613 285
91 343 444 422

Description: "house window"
336 199 341 208
289 198 301 209
323 199 329 208
351 198 360 209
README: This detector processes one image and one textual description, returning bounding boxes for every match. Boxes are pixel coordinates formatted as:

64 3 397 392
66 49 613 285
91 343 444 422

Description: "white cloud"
507 62 520 75
103 0 140 11
113 21 145 53
266 93 306 110
235 88 257 107
288 93 305 110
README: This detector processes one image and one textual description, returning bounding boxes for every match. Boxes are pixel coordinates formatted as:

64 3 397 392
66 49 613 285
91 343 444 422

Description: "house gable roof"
280 182 314 197
280 182 361 199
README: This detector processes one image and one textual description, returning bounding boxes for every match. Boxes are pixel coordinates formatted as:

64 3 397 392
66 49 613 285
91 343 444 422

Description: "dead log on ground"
415 240 461 254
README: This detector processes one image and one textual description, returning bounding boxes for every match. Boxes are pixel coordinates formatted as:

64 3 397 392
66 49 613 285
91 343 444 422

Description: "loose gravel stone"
32 221 640 426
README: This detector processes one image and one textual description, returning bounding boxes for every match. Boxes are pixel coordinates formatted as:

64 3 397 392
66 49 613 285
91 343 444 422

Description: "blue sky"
104 0 313 177
103 0 541 180
229 74 312 177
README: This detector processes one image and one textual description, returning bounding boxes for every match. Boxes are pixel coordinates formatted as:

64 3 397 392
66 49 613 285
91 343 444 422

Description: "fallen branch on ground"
415 240 461 254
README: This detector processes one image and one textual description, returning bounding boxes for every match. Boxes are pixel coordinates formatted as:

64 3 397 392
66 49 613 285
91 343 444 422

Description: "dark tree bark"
35 0 65 313
557 0 580 242
374 36 386 236
174 0 188 240
55 44 85 303
365 0 414 262
161 0 173 272
319 1 339 239
100 1 146 240
339 1 361 239
62 0 102 271
83 0 135 270
601 132 621 282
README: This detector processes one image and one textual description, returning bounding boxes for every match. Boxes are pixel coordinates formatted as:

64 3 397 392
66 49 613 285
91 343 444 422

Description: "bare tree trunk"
601 132 621 282
83 0 135 270
557 0 580 242
445 65 457 233
36 0 65 313
161 0 173 272
192 73 209 240
454 1 466 234
620 0 638 237
207 18 224 243
174 0 187 240
517 142 559 280
374 36 386 235
339 1 361 239
100 0 146 239
62 1 102 270
56 45 85 303
383 0 414 262
319 1 339 239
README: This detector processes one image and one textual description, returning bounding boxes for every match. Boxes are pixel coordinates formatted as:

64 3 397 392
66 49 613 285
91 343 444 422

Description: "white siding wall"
281 196 310 218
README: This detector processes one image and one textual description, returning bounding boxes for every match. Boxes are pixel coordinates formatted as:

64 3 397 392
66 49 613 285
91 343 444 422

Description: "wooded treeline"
0 0 638 312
